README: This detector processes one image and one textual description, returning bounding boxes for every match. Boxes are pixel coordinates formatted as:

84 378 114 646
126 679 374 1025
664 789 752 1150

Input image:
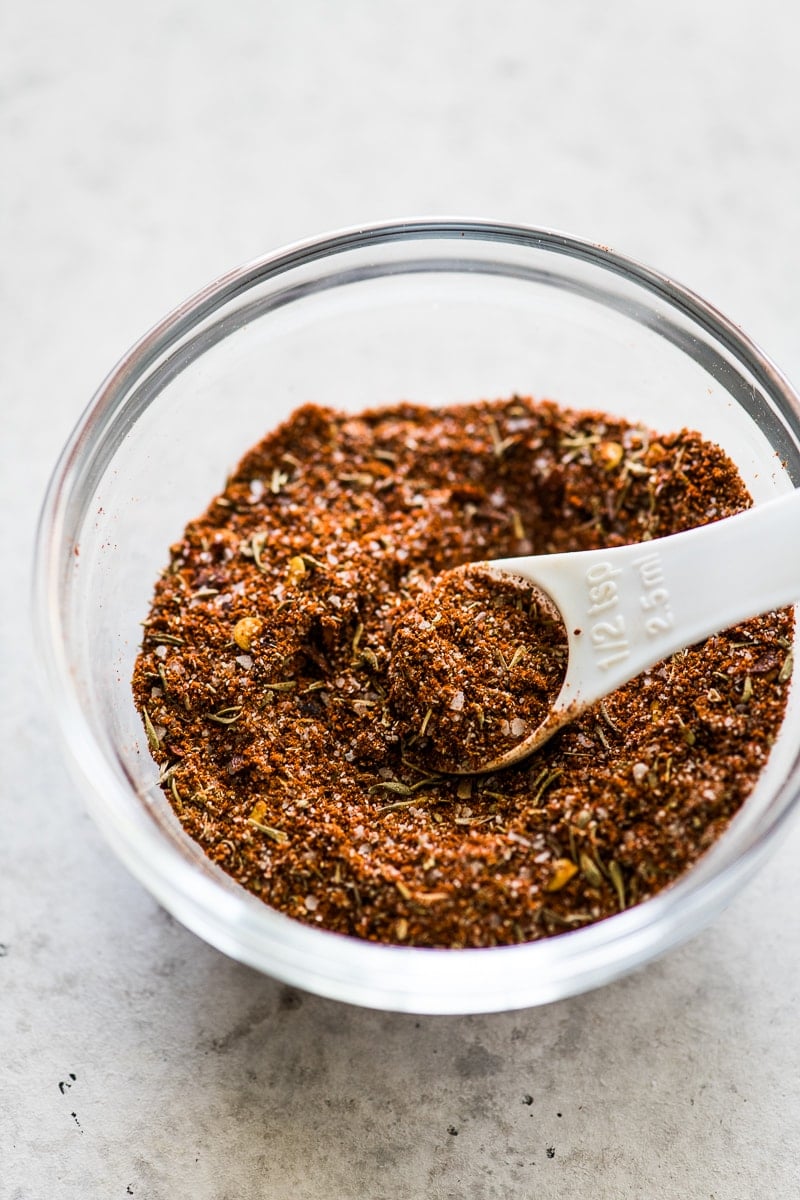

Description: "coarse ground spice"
132 397 794 948
388 565 568 773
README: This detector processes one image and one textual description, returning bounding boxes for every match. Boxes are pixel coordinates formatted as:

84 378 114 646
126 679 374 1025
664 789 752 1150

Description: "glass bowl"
34 219 800 1014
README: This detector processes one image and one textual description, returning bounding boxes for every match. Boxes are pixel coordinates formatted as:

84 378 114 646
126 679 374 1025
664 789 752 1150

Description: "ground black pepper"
132 396 793 948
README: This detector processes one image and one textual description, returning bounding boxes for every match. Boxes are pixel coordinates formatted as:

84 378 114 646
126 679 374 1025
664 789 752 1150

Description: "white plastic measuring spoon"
473 489 800 773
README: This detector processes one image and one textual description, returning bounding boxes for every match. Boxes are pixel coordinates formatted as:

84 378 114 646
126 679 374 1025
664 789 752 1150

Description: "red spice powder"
388 565 568 772
132 397 793 948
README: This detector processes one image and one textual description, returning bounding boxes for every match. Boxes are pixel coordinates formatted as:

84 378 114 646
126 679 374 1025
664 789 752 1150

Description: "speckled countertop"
4 3 800 1196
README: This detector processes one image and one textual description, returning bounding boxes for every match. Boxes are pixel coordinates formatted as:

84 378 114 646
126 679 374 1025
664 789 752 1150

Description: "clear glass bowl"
34 220 800 1014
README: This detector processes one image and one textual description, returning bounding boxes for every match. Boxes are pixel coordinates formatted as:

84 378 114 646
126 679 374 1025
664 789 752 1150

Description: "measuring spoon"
470 489 800 773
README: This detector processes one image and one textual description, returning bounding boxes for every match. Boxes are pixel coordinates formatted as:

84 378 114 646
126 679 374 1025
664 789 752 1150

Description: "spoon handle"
491 488 800 710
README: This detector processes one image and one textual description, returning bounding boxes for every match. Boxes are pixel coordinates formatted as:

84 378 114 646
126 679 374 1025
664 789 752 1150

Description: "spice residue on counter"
132 397 793 947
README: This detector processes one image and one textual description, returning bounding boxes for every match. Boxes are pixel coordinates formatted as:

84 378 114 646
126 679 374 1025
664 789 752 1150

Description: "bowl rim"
33 217 800 1013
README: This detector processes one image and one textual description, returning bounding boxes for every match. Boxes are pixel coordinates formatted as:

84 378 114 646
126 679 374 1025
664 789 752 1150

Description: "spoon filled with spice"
389 489 800 774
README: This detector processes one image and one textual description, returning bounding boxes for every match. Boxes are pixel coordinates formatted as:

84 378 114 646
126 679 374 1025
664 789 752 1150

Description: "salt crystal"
249 478 265 500
235 654 253 670
304 895 318 912
632 762 648 784
450 690 465 711
510 717 526 737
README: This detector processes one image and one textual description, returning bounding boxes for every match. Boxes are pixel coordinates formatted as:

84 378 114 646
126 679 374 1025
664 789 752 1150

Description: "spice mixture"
133 397 793 948
388 565 568 773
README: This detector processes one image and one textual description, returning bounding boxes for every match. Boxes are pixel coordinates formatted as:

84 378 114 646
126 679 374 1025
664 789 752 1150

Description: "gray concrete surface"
4 2 800 1196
